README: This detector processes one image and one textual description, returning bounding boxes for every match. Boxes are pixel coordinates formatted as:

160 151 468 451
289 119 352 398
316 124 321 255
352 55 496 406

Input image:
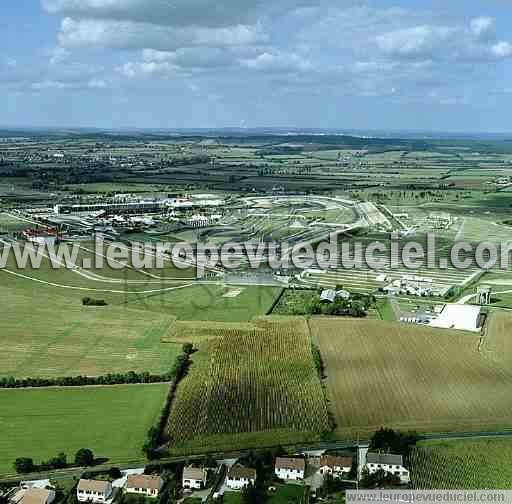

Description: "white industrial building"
429 304 482 332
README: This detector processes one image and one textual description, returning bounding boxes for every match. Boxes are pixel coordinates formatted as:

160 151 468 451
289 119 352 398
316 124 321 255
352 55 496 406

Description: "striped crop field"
166 317 329 454
410 438 512 489
311 316 512 439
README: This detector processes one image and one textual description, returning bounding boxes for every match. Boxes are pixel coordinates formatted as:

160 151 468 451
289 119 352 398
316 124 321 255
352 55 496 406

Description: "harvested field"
166 318 329 453
481 310 512 365
311 317 512 438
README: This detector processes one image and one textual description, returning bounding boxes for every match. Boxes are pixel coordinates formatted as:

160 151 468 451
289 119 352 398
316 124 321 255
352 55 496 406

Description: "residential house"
125 475 163 498
320 289 336 303
10 488 56 504
182 466 206 490
275 457 306 481
76 480 112 503
365 453 410 483
319 455 353 477
226 465 257 490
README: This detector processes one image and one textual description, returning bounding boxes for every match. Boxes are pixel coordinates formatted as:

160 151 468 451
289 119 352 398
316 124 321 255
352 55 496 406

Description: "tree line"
143 345 192 459
0 370 173 389
14 448 95 474
0 347 197 389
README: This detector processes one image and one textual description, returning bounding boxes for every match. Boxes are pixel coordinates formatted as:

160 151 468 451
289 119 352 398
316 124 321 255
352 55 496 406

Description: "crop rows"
166 318 329 447
410 439 512 489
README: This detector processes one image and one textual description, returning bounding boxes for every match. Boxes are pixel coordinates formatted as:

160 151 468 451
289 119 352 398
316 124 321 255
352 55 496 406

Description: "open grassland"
0 384 168 475
410 438 512 489
125 284 282 321
0 267 180 378
0 245 280 377
311 317 512 438
166 318 329 454
0 212 30 232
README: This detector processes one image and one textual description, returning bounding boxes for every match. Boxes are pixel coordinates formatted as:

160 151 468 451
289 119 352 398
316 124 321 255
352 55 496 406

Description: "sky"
1 0 512 132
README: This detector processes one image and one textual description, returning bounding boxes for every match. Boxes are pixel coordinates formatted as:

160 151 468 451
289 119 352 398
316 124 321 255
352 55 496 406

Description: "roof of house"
275 457 306 472
15 489 55 504
77 480 111 494
182 466 205 482
366 453 403 466
320 455 353 469
228 465 257 480
126 474 163 491
320 289 336 302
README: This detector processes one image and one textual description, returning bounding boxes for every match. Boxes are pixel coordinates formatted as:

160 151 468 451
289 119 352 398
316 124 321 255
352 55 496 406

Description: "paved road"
4 431 512 483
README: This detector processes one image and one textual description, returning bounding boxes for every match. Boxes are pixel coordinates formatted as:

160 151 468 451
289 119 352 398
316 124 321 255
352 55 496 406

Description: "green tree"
182 343 194 355
14 458 34 474
241 482 262 504
74 448 94 466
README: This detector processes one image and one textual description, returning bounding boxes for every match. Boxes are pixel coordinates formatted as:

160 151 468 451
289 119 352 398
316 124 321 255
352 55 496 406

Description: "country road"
4 430 512 483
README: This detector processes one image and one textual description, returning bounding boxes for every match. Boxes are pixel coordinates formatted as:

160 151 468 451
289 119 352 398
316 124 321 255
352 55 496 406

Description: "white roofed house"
125 475 164 498
76 480 112 503
319 455 353 478
226 465 257 490
275 457 306 481
182 466 206 490
365 453 409 484
320 289 336 303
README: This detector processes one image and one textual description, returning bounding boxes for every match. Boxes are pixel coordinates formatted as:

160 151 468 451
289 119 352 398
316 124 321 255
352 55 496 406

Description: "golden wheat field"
166 317 330 454
310 314 512 438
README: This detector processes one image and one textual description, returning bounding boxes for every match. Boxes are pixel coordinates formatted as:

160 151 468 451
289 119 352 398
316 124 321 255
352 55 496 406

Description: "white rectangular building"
429 304 482 332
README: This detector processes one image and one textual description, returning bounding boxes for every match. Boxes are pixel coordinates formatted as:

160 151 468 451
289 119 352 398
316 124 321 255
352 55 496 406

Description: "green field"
0 384 168 475
0 263 180 378
411 438 512 489
0 249 281 377
123 284 282 321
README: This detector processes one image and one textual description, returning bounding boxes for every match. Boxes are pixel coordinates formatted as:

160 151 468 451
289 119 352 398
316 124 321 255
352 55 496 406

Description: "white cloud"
141 49 176 62
49 46 71 64
376 25 456 56
470 17 495 38
42 0 315 29
87 78 107 88
31 80 72 90
241 51 312 72
58 17 263 50
491 41 512 58
116 60 181 78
